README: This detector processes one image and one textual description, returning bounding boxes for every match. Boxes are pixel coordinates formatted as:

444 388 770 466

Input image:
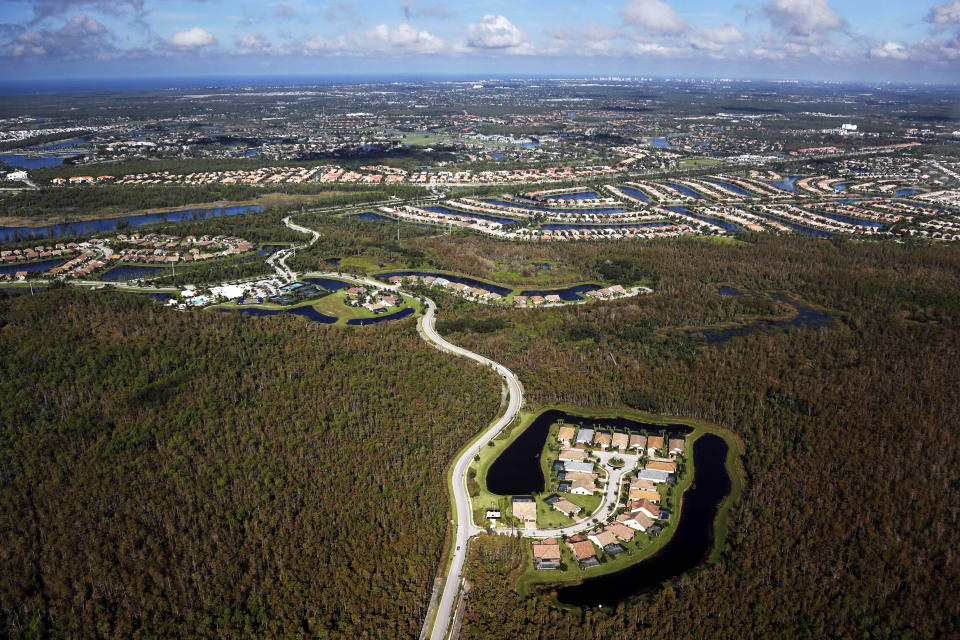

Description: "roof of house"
557 426 576 441
637 469 673 483
619 510 655 529
646 460 677 473
532 539 561 560
594 432 612 445
563 470 598 483
553 498 581 515
567 539 598 561
569 479 596 494
611 432 630 448
629 488 661 502
629 433 647 448
647 435 665 448
669 438 686 451
591 530 619 548
575 428 595 443
630 478 658 490
559 448 587 461
513 501 537 520
636 499 661 517
606 522 636 542
563 460 595 474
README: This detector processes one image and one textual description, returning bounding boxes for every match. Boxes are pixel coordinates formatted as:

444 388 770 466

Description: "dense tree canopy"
0 290 500 638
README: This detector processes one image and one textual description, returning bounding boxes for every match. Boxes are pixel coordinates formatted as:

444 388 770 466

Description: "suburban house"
575 428 595 446
512 498 537 529
669 437 686 456
629 488 661 503
569 479 596 496
635 498 661 520
562 460 595 474
588 530 625 555
557 425 576 445
566 535 600 567
558 448 588 462
532 538 562 570
606 522 636 542
593 431 612 449
629 433 647 451
646 460 677 474
647 435 665 456
618 510 655 531
637 468 673 484
611 432 630 452
631 477 658 490
552 497 582 517
563 470 598 483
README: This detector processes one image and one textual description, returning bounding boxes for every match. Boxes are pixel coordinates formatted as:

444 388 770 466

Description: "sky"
0 0 959 85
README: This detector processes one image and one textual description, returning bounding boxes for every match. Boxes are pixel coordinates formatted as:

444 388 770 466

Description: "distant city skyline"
1 0 959 85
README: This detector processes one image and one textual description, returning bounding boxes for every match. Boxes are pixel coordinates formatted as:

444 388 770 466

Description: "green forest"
435 236 960 639
0 290 500 638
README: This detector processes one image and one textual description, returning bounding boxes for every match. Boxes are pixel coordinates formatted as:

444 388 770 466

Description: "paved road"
517 451 639 539
417 297 524 640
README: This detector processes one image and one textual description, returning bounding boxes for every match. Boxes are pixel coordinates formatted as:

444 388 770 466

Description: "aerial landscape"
1 1 959 638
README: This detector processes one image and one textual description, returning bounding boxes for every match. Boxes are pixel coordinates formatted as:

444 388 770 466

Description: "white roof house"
563 460 595 474
575 428 595 444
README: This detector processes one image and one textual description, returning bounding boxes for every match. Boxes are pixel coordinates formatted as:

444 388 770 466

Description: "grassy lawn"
678 157 725 169
208 283 424 326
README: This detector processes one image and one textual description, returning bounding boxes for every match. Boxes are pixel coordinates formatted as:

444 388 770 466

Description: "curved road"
417 298 524 640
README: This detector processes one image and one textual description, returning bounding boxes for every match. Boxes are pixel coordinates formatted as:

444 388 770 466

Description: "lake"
482 199 629 215
99 265 172 281
486 409 693 496
0 257 68 275
554 433 731 607
696 293 834 344
303 277 350 291
662 182 706 200
346 306 415 325
617 186 651 203
668 206 743 233
518 284 601 301
0 205 264 244
424 205 520 225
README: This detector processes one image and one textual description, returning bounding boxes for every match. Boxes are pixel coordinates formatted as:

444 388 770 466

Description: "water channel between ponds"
486 409 693 496
695 292 834 344
554 433 731 607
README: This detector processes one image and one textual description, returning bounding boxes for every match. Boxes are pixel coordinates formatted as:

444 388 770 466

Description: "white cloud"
365 23 445 54
168 27 216 50
870 40 909 60
466 14 532 53
622 0 687 35
763 0 844 43
8 14 112 59
926 1 960 26
692 23 744 51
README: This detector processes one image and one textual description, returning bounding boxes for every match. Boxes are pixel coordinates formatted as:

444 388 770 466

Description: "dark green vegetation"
0 183 420 223
443 236 960 639
0 289 500 638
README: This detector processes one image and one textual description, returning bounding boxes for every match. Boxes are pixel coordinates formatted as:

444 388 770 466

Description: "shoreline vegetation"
474 404 744 608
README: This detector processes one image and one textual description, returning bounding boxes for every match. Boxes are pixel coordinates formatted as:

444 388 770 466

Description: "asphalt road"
417 297 524 640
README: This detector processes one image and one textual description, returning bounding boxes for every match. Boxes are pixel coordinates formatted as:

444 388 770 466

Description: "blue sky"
1 0 959 83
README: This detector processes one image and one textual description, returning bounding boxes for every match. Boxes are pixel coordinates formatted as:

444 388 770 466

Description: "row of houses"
1 244 79 264
558 425 685 458
386 274 504 301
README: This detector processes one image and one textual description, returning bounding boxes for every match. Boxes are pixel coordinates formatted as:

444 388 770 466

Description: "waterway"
424 205 520 225
482 199 629 215
99 265 174 281
376 271 512 296
0 257 68 275
346 306 415 325
551 191 601 201
0 204 264 244
617 186 651 203
695 293 834 344
668 206 743 233
303 277 349 291
554 433 731 607
518 284 601 301
662 182 706 200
